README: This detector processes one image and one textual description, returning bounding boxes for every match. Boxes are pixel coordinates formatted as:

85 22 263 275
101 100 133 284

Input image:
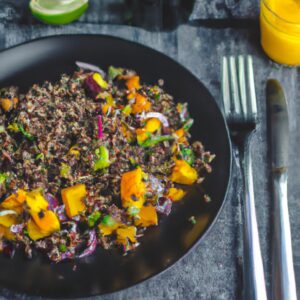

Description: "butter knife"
267 79 297 300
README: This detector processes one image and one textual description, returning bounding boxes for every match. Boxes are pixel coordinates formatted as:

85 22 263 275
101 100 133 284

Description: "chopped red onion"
84 75 102 99
149 175 164 197
54 205 68 222
61 251 75 261
156 197 172 216
143 112 169 127
78 230 97 258
45 193 59 210
10 223 24 234
75 61 105 77
97 115 103 139
2 242 15 258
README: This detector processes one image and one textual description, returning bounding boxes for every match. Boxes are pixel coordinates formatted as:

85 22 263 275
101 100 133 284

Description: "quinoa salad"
0 62 215 262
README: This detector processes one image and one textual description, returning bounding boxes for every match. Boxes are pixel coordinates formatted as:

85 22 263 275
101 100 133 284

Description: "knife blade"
267 79 289 172
267 79 297 300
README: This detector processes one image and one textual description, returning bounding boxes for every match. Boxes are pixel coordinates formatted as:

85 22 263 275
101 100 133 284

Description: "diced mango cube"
145 118 161 133
27 219 51 241
132 94 151 114
135 205 158 227
32 210 60 233
126 76 141 91
1 189 26 210
121 168 146 209
116 226 137 244
136 128 149 144
25 190 48 215
61 184 87 218
0 214 17 227
0 225 15 240
166 187 186 202
170 159 198 185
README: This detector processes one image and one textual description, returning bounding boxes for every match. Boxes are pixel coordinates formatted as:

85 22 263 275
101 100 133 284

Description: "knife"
267 79 297 300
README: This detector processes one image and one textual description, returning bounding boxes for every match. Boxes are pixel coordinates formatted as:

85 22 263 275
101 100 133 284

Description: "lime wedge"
29 0 89 25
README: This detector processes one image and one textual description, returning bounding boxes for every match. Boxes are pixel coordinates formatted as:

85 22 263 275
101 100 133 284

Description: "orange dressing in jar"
260 0 300 65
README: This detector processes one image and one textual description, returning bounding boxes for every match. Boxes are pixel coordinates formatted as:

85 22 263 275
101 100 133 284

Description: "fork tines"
222 55 258 128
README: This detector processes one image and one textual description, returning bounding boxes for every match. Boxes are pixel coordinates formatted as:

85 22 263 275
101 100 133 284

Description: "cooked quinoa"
0 64 215 262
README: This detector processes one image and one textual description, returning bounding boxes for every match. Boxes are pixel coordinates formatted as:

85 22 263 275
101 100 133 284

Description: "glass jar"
260 0 300 66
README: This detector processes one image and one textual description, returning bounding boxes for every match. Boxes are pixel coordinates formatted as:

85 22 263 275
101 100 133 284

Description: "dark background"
0 1 299 299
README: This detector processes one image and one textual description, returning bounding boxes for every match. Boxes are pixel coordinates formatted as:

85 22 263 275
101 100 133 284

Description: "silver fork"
222 55 268 300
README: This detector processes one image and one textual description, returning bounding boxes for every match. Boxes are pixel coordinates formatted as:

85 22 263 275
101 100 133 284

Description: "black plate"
0 35 231 298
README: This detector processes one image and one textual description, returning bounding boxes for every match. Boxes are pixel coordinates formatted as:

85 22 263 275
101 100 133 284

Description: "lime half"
29 0 89 25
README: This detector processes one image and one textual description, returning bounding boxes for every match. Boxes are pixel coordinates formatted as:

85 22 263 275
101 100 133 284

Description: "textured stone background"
0 1 299 299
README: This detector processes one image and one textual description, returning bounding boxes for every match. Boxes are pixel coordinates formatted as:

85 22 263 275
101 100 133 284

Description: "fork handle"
240 137 268 300
271 172 297 300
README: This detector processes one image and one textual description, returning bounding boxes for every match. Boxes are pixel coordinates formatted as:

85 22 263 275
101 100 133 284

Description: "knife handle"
240 137 267 300
272 172 297 300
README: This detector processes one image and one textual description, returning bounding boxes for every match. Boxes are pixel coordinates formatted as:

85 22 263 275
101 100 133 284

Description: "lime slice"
29 0 89 25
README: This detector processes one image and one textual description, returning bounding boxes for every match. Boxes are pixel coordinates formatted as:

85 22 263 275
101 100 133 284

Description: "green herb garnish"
108 66 123 81
0 173 7 184
59 244 67 253
180 145 195 165
36 153 44 160
60 163 71 178
183 118 194 131
189 216 197 225
94 146 111 171
101 215 116 226
88 211 101 227
18 124 35 141
140 135 174 148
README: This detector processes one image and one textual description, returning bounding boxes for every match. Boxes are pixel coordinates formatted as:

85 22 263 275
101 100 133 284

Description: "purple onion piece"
97 115 103 139
78 230 97 258
45 193 59 210
71 215 80 222
54 205 68 222
84 75 102 99
75 61 106 77
156 197 173 216
2 242 15 258
61 251 75 261
10 223 24 234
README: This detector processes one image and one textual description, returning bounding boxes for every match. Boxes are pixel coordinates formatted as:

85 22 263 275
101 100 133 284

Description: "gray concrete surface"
0 1 299 299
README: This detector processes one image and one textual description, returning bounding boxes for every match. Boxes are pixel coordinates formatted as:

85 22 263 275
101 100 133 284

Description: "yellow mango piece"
135 205 158 227
121 168 146 209
98 222 120 236
32 210 60 233
136 128 149 144
175 128 185 139
27 219 51 241
132 94 151 114
145 118 161 133
93 73 108 89
61 184 87 218
25 189 48 215
166 188 186 202
170 159 198 185
127 92 136 100
0 225 15 240
1 189 26 210
68 145 80 158
126 76 141 91
0 98 13 112
116 226 137 245
0 214 17 227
